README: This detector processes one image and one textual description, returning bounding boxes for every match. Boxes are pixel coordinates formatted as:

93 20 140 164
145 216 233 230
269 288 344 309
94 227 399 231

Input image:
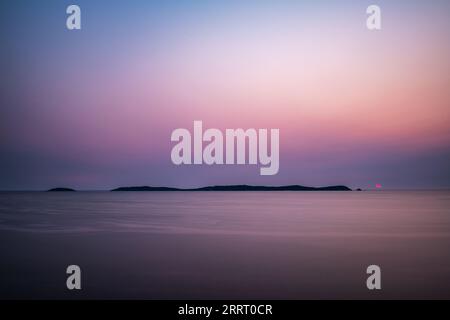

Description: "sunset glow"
1 0 449 190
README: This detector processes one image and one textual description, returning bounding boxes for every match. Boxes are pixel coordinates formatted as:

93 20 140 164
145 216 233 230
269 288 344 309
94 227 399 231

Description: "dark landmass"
111 185 352 192
47 188 76 192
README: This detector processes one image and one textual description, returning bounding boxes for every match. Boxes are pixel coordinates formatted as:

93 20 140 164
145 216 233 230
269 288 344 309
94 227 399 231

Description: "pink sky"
1 0 449 189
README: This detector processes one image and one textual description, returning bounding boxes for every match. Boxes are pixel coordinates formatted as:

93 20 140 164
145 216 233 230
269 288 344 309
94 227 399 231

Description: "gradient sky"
1 0 449 190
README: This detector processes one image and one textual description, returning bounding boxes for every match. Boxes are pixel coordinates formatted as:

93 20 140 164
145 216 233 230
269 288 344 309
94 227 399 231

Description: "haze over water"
1 191 449 299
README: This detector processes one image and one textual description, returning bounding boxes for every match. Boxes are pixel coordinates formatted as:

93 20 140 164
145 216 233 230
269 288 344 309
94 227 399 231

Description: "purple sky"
1 0 449 190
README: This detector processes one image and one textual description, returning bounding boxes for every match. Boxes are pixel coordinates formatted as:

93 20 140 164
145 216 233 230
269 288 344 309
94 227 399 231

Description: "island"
47 188 76 192
111 185 352 192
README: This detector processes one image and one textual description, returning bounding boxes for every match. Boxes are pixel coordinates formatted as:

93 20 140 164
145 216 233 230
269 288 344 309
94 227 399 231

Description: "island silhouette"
111 185 352 192
47 187 76 192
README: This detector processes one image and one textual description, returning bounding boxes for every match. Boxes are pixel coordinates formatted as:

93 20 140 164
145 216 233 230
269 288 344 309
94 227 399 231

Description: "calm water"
0 191 450 299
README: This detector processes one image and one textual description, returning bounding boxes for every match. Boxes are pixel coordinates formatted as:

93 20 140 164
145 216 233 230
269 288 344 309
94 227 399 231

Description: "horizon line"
1 184 450 192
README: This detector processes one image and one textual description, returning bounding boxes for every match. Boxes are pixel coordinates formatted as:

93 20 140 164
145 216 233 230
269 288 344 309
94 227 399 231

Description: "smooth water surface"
1 191 449 299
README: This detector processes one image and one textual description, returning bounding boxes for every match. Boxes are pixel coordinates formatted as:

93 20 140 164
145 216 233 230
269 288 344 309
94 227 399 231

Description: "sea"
1 191 449 299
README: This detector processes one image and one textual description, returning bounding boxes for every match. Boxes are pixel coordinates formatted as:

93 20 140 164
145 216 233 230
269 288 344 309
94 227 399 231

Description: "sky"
0 0 449 190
